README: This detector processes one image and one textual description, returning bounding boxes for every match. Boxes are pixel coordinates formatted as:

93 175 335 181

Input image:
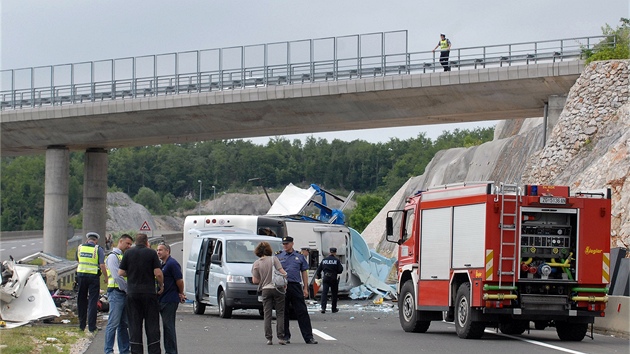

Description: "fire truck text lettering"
585 246 602 255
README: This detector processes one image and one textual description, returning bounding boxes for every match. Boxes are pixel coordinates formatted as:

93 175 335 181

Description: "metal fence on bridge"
0 31 613 111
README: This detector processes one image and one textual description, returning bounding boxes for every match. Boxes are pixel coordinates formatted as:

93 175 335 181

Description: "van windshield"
225 240 282 263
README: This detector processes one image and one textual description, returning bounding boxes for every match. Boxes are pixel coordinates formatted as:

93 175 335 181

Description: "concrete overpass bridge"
0 31 613 256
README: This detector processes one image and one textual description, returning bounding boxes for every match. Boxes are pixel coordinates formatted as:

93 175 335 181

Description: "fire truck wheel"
499 320 528 335
455 283 485 339
193 300 206 315
398 280 430 333
555 321 587 341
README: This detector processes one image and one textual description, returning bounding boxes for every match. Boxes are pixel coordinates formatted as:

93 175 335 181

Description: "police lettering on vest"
77 244 100 275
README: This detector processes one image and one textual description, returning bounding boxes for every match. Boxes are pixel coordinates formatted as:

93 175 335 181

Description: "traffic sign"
140 221 151 231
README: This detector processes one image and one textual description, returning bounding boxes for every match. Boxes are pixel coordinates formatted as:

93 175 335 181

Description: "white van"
184 226 283 318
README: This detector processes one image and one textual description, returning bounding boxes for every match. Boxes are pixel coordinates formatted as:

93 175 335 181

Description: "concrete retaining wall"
594 295 630 338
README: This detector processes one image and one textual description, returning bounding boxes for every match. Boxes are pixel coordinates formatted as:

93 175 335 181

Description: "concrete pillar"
82 148 108 248
43 146 69 257
546 94 567 136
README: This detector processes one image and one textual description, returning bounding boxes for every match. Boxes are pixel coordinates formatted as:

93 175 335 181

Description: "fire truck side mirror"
385 217 397 243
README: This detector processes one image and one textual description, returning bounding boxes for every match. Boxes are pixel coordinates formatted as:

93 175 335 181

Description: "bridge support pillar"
543 95 567 143
43 146 69 257
82 148 108 248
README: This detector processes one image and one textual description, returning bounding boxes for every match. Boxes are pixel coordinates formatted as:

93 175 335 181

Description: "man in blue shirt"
277 236 318 345
157 243 185 354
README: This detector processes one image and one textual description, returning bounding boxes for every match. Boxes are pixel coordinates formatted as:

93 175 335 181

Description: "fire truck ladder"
497 183 521 288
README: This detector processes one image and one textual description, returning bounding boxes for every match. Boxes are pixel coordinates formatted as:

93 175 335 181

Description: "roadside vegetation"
584 18 629 64
1 127 494 233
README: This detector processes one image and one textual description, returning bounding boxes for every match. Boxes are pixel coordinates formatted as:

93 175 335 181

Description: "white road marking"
486 330 588 354
313 328 337 341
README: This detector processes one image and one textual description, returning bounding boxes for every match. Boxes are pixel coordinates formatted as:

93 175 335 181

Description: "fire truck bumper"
482 308 601 323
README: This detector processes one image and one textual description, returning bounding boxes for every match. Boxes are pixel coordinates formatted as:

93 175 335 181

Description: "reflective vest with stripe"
77 244 99 275
107 252 126 289
440 39 450 50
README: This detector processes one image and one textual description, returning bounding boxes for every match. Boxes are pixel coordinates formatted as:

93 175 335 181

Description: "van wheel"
455 283 485 339
258 308 265 318
218 290 233 319
399 280 430 333
193 300 206 315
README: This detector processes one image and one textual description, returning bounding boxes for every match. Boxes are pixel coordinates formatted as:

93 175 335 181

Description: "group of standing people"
251 236 344 345
76 232 184 354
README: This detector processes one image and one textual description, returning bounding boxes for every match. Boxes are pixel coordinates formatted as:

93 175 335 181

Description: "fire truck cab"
386 182 611 341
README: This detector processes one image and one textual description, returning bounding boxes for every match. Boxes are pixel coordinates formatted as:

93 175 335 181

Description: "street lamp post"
198 180 202 215
212 185 216 213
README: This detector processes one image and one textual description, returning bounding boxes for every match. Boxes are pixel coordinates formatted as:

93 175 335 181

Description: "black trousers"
127 293 161 354
283 282 314 343
77 275 100 332
321 278 339 311
440 50 450 71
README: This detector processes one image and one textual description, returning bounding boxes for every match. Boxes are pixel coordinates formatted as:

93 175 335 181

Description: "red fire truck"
385 182 611 341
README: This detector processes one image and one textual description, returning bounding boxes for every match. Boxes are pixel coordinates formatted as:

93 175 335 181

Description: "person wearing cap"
315 247 344 313
104 233 134 354
76 232 108 334
276 236 318 345
432 33 452 71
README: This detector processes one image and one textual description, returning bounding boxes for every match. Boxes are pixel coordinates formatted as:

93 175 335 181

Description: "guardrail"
0 32 613 111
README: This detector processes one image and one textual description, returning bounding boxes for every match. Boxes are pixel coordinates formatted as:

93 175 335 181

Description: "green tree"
347 193 387 232
134 186 164 214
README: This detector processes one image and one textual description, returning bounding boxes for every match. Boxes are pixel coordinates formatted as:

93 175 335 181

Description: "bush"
585 18 630 64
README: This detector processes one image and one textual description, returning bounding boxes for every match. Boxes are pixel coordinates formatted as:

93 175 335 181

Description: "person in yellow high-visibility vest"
76 232 108 334
433 33 452 72
104 234 134 354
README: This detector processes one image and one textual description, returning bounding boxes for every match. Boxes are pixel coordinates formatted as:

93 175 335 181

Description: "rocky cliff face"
363 60 630 257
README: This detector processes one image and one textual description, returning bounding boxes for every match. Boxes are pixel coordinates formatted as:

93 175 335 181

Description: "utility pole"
198 180 202 215
212 185 216 213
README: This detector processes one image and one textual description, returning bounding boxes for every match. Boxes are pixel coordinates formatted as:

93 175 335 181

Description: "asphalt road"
82 298 628 354
0 236 44 261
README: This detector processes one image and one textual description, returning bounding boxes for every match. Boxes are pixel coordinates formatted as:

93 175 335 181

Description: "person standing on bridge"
316 247 343 314
76 232 108 335
433 33 452 71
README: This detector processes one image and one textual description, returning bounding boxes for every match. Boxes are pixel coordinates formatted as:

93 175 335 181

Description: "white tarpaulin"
266 183 316 216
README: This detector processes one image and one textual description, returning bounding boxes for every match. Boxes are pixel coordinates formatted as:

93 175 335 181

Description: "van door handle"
430 276 437 279
464 264 471 267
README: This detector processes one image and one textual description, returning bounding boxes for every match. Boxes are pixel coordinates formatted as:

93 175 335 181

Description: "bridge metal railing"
0 32 613 111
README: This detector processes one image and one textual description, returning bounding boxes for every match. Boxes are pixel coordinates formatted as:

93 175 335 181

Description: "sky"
1 0 628 144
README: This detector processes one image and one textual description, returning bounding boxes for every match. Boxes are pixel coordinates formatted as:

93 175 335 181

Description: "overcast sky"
1 0 627 144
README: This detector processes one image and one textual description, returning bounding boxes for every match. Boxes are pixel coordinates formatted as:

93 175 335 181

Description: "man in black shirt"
119 233 164 354
316 247 343 313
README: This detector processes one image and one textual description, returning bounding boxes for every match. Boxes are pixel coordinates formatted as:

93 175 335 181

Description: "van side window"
214 241 223 262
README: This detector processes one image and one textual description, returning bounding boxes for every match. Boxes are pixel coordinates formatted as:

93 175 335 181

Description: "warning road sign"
140 221 151 231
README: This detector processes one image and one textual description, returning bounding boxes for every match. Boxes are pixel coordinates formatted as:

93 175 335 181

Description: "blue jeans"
159 302 179 354
77 275 100 332
104 289 130 354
